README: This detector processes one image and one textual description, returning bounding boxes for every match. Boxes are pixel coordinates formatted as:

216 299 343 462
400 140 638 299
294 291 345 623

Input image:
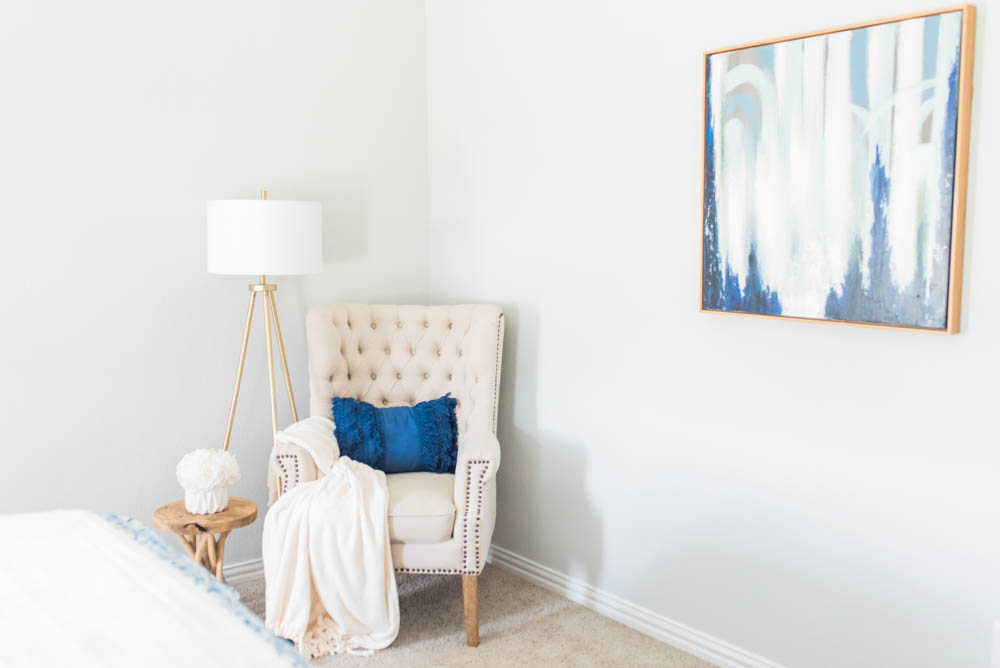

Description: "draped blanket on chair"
262 417 399 658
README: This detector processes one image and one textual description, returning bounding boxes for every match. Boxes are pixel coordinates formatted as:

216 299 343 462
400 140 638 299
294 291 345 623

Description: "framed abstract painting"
701 6 975 332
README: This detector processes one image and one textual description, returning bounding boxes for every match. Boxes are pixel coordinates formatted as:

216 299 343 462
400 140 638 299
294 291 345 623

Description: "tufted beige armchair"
270 304 504 647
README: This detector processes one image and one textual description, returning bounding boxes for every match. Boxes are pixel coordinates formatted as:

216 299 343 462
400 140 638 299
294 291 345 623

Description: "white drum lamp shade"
207 200 323 275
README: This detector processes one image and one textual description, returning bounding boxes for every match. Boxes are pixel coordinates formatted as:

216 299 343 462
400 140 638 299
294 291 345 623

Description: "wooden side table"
153 497 257 581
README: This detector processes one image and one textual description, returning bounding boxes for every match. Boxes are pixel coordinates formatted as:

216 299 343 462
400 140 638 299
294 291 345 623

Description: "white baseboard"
223 557 264 585
487 545 782 668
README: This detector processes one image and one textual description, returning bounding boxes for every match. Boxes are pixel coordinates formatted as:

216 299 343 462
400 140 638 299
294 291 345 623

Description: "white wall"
425 2 1000 667
0 0 428 564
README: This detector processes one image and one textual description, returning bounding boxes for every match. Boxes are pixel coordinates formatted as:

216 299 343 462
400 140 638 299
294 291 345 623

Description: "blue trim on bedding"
103 514 307 668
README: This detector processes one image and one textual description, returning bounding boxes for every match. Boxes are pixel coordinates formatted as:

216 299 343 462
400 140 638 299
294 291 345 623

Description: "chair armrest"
453 431 501 574
456 431 501 486
267 442 318 506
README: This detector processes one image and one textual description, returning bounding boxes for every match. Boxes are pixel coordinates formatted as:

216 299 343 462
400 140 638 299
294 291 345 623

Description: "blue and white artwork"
703 11 966 329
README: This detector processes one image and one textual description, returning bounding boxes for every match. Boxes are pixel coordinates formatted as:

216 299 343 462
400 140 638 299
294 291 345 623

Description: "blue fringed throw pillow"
332 395 458 474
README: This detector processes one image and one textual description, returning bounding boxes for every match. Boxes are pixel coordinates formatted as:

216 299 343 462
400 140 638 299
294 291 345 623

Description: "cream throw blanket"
263 417 400 658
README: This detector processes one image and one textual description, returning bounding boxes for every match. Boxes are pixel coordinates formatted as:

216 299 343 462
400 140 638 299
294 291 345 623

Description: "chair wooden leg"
462 574 480 647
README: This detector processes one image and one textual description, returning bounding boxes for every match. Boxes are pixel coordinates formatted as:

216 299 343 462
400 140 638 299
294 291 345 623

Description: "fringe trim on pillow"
331 397 384 469
413 394 458 474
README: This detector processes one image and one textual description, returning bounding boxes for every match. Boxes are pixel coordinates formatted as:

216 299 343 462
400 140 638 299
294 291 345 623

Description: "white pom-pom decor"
176 449 241 514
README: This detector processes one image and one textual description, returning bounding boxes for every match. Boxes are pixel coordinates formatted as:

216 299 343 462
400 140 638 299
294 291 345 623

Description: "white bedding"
0 510 304 668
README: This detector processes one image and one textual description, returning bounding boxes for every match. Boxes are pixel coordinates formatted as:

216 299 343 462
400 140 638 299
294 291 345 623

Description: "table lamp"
207 191 322 450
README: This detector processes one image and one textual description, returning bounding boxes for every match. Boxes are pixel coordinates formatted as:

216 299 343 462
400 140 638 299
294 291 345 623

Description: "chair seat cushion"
386 472 456 544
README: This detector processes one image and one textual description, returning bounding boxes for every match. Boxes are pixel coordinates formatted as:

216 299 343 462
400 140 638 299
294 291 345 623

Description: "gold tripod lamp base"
221 275 299 451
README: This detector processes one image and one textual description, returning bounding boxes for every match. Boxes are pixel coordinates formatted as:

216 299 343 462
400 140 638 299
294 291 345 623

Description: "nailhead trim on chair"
274 454 300 493
474 462 485 570
394 568 467 574
463 459 490 574
492 314 503 434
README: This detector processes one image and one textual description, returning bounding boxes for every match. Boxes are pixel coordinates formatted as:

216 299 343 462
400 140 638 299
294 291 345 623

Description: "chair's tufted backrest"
306 304 504 436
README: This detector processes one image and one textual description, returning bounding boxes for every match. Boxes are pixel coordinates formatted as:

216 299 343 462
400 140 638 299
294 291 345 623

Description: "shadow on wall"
495 303 603 584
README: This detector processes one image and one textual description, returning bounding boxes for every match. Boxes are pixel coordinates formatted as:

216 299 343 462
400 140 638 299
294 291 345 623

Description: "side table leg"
176 531 231 582
193 532 208 567
175 533 196 559
215 531 231 581
205 531 219 573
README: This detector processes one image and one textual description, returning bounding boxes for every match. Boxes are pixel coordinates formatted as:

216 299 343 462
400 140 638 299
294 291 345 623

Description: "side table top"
153 497 257 535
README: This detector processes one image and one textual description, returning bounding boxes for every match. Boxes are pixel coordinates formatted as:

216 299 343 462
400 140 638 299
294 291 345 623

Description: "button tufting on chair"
423 322 429 328
448 374 453 380
396 372 401 379
371 322 377 330
423 373 429 379
328 375 333 382
382 399 388 406
385 347 390 355
370 372 376 380
397 322 402 328
448 322 453 329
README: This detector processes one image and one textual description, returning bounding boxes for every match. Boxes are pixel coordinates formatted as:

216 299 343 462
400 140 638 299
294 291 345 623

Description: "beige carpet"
236 565 713 667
